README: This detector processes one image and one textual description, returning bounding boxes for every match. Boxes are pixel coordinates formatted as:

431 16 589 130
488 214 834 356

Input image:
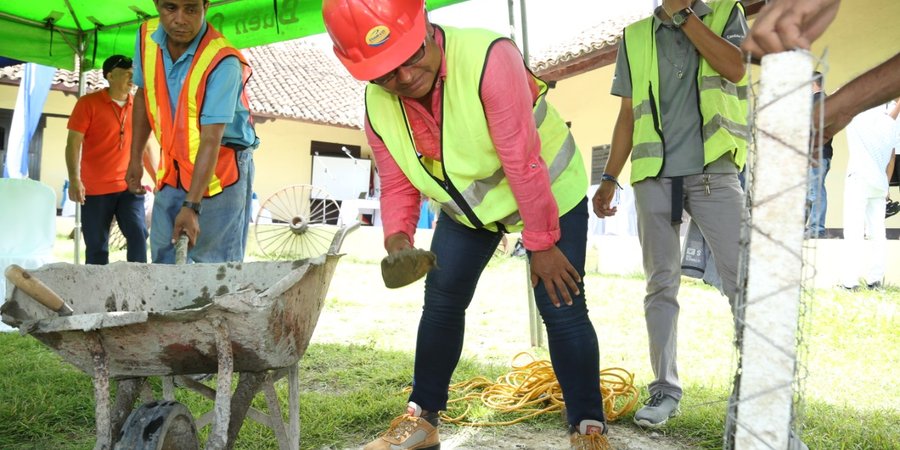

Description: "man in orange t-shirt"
66 55 156 264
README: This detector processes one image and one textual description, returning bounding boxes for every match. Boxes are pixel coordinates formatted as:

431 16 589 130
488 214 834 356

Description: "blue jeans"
408 197 605 426
150 149 255 263
806 158 831 237
82 190 147 264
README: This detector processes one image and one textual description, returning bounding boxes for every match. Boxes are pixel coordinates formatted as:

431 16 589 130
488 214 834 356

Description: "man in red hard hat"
323 1 610 449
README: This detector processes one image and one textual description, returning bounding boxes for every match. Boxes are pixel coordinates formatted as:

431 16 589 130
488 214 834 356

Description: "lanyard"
110 98 129 151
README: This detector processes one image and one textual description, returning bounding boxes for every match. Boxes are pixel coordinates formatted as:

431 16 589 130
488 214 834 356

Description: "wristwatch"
671 7 694 27
182 200 202 215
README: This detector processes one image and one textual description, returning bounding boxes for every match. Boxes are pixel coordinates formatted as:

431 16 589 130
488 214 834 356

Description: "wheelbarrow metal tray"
1 255 339 378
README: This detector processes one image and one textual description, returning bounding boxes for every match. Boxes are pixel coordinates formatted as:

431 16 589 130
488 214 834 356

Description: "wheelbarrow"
1 225 357 450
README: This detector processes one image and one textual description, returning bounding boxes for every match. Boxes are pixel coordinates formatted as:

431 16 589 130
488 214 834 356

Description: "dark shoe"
838 284 860 292
633 391 679 428
866 281 883 290
886 200 900 218
804 229 827 239
511 238 527 257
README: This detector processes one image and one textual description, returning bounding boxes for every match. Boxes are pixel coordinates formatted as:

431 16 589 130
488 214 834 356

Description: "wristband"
182 201 202 214
600 173 623 189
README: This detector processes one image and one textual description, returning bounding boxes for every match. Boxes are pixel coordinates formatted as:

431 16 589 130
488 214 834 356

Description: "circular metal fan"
253 185 342 260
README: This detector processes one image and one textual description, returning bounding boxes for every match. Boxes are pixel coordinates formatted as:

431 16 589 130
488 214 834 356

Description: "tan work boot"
569 419 611 450
363 402 440 450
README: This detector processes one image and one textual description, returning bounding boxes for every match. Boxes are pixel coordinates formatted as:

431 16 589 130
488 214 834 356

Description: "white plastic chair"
0 178 56 331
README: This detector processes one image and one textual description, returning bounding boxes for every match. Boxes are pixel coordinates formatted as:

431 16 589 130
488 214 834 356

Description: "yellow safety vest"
623 0 749 184
366 26 586 231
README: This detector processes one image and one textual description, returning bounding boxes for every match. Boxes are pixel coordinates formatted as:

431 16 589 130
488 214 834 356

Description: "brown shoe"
363 402 440 450
569 420 611 450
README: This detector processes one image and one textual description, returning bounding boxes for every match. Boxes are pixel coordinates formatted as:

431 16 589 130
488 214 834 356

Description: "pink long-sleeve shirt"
365 26 561 251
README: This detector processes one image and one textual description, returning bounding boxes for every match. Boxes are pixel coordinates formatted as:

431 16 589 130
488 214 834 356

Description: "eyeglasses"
371 40 427 85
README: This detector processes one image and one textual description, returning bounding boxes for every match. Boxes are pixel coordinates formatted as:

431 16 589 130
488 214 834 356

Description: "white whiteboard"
311 155 372 201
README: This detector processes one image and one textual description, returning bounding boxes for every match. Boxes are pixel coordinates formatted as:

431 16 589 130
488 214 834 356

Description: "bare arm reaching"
592 97 634 218
822 53 900 140
741 0 841 58
127 89 153 195
64 131 86 204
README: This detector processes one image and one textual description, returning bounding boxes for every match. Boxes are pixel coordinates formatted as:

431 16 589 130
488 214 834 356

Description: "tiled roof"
0 64 108 92
0 39 366 129
529 12 645 74
243 39 366 128
0 18 634 130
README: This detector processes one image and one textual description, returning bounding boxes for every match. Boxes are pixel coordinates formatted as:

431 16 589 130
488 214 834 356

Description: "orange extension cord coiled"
406 352 640 426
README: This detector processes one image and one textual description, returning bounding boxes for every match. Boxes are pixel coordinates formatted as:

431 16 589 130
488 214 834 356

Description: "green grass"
2 228 897 449
0 336 513 450
1 330 896 449
0 332 96 450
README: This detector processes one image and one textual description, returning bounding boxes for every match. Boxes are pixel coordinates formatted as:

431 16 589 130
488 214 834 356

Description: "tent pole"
518 0 541 348
508 0 544 349
519 0 529 70
73 37 86 265
507 0 516 42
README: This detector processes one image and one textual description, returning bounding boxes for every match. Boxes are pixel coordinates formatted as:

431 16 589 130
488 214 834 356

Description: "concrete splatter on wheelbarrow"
2 225 357 450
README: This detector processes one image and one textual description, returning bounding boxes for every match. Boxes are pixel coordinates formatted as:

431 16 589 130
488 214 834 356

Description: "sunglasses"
371 40 427 85
105 55 133 75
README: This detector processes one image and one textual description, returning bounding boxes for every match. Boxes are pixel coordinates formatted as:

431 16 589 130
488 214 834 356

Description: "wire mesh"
723 49 830 449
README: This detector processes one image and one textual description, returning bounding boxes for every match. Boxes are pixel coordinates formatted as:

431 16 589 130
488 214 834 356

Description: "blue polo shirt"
133 22 258 149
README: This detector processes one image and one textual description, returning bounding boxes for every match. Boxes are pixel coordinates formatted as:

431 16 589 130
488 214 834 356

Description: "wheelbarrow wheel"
115 401 199 450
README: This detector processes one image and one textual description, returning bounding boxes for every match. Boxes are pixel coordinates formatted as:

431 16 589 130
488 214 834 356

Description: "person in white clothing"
841 99 900 290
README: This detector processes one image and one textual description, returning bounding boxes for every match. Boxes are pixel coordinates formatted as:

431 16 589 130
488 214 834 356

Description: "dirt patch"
435 423 699 449
322 422 700 449
321 422 700 450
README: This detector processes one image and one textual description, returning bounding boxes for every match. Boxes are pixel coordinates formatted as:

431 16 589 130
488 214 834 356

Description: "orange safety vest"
140 19 253 197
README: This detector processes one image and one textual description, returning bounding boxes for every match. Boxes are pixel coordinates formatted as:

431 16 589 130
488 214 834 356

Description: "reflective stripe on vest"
141 20 167 185
366 26 586 231
624 0 749 184
140 19 252 197
462 132 578 227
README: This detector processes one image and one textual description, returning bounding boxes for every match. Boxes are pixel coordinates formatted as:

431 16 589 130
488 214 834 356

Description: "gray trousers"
633 173 744 399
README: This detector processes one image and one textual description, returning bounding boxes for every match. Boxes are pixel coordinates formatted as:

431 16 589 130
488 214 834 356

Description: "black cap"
102 55 132 78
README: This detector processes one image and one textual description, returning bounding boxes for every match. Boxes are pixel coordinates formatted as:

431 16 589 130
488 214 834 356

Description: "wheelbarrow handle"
5 265 75 316
175 234 189 265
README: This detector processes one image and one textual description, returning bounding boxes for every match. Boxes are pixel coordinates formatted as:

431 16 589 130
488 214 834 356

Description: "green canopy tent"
0 0 469 71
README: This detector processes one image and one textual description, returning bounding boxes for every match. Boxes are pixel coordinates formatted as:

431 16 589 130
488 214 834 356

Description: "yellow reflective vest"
366 26 586 231
623 0 749 184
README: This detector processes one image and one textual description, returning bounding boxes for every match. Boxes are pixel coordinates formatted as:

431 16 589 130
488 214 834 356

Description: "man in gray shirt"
592 0 748 429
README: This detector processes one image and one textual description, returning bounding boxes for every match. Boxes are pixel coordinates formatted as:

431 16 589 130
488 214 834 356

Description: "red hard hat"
322 0 426 81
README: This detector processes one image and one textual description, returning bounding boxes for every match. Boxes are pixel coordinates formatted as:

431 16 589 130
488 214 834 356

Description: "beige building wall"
0 83 373 208
250 118 371 204
0 85 160 204
550 63 623 179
